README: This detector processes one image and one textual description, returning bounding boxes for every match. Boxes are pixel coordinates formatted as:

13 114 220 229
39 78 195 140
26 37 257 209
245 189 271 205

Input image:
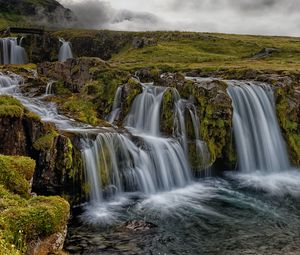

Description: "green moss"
0 156 70 254
33 131 58 151
60 96 102 126
52 81 72 96
276 86 300 164
0 96 24 118
0 155 35 198
25 111 41 122
2 196 69 241
0 193 69 254
160 89 175 135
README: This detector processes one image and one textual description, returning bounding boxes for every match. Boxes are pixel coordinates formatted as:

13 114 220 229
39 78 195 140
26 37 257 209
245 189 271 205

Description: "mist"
58 0 300 36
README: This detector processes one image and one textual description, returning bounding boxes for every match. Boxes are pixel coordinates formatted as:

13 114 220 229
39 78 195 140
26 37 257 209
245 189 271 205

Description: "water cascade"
107 85 123 123
45 80 54 96
3 71 300 254
0 37 28 64
82 83 210 204
227 81 290 172
58 38 73 62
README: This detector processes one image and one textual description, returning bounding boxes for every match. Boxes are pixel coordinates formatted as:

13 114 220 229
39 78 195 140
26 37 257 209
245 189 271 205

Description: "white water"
227 81 290 172
107 86 123 123
81 83 211 210
0 72 82 130
45 81 54 96
0 38 28 65
58 38 73 62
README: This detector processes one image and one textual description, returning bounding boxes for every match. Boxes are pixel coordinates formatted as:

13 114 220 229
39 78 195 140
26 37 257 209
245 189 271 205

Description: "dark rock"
251 47 279 59
123 220 157 232
132 37 157 49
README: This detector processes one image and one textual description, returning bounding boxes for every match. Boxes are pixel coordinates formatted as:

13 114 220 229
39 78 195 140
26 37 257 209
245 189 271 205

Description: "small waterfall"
0 72 81 130
0 37 28 65
125 84 166 135
45 81 54 96
58 38 73 62
107 86 123 123
174 98 210 169
227 81 290 172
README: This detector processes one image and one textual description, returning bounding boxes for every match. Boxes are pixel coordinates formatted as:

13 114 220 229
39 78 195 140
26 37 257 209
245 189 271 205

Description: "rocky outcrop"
156 73 234 169
0 95 87 204
38 57 109 92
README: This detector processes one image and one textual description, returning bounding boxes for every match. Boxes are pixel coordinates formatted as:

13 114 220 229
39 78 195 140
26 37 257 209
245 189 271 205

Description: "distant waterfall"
0 38 28 64
82 83 210 203
227 81 290 172
58 38 73 62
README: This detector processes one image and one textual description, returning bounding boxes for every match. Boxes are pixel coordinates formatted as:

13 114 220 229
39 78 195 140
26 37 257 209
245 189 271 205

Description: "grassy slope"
106 31 300 72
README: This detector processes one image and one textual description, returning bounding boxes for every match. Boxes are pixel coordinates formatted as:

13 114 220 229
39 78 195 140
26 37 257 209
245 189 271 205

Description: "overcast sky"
59 0 300 36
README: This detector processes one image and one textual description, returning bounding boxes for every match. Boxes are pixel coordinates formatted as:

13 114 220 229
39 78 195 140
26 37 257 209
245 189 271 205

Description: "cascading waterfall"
58 38 73 62
227 81 290 172
0 37 28 64
82 83 210 204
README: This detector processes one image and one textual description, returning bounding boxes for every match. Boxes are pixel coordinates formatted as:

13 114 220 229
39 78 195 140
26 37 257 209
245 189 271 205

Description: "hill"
52 29 300 73
0 0 76 28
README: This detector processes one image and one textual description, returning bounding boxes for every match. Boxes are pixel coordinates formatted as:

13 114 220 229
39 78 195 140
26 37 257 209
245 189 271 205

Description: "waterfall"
45 81 54 96
0 71 209 206
227 81 290 172
174 98 210 169
107 86 123 123
0 38 28 65
81 83 210 203
58 38 73 62
81 130 193 203
0 73 81 130
125 84 166 135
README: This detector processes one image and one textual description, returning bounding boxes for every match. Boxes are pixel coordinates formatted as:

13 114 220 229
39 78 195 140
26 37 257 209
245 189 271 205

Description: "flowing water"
58 38 74 62
1 72 300 254
227 81 290 172
0 37 28 64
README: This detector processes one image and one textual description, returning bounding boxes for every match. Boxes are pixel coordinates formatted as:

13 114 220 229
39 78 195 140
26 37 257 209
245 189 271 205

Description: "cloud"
58 0 300 36
58 0 166 30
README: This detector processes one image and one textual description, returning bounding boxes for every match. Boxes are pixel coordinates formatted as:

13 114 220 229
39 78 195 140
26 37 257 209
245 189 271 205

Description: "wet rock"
123 220 157 232
135 67 161 83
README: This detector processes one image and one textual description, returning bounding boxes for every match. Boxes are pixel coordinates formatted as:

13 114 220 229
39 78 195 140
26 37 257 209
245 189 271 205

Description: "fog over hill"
59 0 300 36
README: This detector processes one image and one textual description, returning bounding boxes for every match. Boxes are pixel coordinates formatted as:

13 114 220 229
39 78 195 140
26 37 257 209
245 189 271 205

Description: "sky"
58 0 300 36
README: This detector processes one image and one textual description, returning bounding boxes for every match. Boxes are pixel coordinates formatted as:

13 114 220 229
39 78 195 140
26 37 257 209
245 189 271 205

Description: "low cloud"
59 0 300 36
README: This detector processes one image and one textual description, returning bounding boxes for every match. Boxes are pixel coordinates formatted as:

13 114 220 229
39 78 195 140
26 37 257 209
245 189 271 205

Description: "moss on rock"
275 85 300 165
0 96 25 118
0 153 70 255
0 155 35 198
33 130 59 152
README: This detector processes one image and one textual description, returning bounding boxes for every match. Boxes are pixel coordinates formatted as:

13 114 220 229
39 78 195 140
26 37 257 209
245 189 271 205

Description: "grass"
108 31 300 72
